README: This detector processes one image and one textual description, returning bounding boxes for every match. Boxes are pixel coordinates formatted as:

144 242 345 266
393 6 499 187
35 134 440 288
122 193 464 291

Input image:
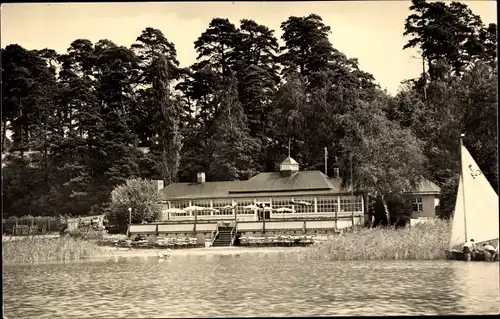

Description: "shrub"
107 178 162 232
66 227 106 240
301 219 451 261
2 237 107 264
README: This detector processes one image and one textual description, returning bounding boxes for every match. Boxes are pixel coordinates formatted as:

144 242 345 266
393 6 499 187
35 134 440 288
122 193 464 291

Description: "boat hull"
446 250 499 262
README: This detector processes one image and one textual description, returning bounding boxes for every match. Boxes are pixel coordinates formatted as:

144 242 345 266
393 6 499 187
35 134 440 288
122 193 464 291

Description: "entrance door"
257 210 270 221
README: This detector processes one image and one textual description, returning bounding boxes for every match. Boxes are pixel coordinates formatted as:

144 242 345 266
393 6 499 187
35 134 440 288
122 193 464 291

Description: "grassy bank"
302 219 451 261
2 236 107 265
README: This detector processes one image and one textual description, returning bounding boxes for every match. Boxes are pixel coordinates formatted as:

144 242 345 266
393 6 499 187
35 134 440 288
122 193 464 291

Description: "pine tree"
132 28 184 184
207 76 261 181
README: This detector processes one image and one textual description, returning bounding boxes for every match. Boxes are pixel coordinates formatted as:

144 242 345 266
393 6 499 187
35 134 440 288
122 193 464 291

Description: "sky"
0 1 497 96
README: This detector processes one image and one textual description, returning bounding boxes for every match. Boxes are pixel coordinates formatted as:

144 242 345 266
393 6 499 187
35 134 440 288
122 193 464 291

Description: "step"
211 230 235 247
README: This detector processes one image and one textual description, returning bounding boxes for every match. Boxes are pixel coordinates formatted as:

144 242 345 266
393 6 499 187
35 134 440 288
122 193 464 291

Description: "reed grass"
2 236 108 265
301 219 451 261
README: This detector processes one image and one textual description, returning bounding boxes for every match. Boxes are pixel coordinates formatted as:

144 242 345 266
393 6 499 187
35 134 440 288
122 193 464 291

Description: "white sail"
449 177 465 249
450 144 499 249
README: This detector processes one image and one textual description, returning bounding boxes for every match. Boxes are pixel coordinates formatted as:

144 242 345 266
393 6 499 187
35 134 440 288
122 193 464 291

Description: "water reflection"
450 262 500 314
3 253 499 318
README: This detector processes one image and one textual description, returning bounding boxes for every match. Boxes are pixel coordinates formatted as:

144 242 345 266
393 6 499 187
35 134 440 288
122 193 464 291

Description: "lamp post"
128 207 132 236
126 207 132 237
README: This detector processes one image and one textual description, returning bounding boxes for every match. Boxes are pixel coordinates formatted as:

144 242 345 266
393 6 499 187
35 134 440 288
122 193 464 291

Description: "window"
213 199 234 216
170 201 189 209
170 201 190 216
235 199 255 215
256 198 271 209
339 196 363 213
272 198 294 213
191 200 213 216
411 198 423 212
317 196 338 213
293 197 315 213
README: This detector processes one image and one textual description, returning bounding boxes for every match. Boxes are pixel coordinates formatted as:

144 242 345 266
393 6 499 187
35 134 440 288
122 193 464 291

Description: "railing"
159 215 363 224
230 223 237 246
130 217 365 236
210 225 219 247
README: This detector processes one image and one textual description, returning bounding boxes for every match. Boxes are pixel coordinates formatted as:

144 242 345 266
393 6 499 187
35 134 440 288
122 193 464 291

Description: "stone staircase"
211 224 235 247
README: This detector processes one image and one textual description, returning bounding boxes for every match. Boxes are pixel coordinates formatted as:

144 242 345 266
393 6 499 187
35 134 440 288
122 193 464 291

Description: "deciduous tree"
108 178 162 231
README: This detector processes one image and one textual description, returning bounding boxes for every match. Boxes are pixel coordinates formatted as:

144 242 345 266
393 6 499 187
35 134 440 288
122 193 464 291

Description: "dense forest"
1 0 497 219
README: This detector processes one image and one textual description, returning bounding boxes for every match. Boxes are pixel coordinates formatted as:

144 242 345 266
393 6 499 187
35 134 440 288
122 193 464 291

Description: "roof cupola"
280 157 299 177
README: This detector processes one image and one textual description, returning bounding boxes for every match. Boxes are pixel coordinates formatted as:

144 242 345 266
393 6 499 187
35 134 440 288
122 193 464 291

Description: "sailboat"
446 134 499 261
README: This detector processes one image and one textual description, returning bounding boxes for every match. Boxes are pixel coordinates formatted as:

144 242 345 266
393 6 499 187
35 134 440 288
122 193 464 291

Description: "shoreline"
2 221 467 264
103 245 304 258
2 246 305 266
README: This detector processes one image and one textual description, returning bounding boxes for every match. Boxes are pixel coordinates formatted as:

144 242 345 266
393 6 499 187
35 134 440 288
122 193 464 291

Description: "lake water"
3 251 499 318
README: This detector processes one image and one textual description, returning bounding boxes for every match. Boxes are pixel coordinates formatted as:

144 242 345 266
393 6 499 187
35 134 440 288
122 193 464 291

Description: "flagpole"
460 133 468 243
324 147 328 175
288 137 291 158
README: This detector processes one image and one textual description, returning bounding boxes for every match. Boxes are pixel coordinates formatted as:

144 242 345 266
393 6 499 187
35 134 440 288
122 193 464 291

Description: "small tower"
280 157 299 177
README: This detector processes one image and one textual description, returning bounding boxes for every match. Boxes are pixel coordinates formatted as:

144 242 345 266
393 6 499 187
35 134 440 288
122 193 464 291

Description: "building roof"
160 171 337 200
160 180 240 200
230 171 332 194
409 179 441 195
280 157 299 166
159 170 441 200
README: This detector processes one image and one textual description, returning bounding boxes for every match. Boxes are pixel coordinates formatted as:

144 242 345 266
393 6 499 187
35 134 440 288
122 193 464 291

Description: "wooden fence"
2 214 105 235
2 217 63 235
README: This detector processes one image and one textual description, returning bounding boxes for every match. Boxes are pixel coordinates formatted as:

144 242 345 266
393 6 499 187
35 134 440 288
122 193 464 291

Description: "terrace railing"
210 227 219 247
230 223 237 246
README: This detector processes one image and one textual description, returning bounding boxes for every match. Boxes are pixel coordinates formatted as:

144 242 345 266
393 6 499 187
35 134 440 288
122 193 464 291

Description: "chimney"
332 168 340 178
197 172 206 184
156 180 164 191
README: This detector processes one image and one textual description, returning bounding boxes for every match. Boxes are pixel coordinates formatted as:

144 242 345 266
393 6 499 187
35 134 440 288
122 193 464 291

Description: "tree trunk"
1 120 7 152
422 54 427 100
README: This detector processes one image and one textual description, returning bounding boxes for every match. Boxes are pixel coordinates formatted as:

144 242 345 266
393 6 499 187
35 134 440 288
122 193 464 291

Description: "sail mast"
460 133 468 243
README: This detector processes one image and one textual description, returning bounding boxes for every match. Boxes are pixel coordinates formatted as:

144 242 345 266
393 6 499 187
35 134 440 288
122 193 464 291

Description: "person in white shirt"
482 243 496 261
462 239 476 261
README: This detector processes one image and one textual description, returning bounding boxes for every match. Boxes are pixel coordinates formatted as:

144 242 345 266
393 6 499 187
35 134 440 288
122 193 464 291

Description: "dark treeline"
1 0 497 219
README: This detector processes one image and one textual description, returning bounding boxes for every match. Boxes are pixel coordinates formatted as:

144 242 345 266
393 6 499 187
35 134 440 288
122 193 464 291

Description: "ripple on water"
3 253 499 318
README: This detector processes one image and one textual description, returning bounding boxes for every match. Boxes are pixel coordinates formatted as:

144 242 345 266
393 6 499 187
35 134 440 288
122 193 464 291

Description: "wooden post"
262 209 266 234
194 210 197 232
335 209 338 230
351 209 355 228
362 192 369 226
234 201 237 222
350 154 354 228
336 196 340 230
